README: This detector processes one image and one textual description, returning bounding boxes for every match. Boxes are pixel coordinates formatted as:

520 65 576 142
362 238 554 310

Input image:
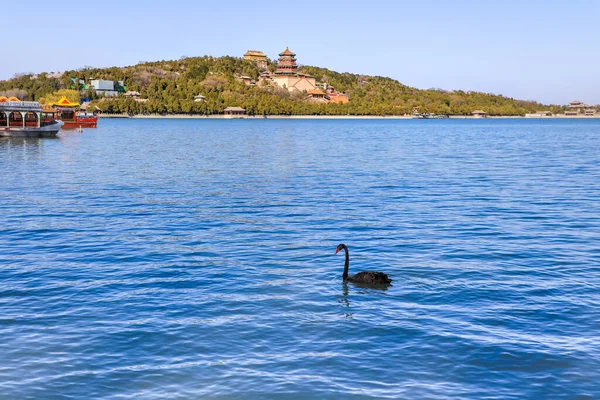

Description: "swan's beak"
335 248 340 254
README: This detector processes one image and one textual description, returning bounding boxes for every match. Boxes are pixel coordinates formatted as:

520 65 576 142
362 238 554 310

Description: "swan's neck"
342 246 350 280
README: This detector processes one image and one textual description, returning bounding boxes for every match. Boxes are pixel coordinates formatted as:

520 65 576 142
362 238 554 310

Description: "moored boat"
49 97 98 128
0 100 63 138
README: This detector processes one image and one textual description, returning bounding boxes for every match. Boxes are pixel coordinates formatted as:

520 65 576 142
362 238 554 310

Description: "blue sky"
4 0 599 105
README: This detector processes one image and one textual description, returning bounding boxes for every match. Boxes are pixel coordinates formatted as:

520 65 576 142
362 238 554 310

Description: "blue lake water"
1 118 599 399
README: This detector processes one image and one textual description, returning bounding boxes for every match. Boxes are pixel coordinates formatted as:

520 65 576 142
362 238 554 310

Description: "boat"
0 99 63 138
49 97 98 129
412 113 429 119
412 112 449 119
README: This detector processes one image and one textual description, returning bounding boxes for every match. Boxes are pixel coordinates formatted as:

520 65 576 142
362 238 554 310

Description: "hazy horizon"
3 0 598 105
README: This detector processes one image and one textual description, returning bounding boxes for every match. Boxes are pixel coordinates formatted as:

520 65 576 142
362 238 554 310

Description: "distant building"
307 89 328 103
123 91 148 102
329 95 349 104
90 80 126 97
566 100 595 115
224 106 245 117
70 78 88 90
272 48 318 93
194 94 207 103
124 91 141 99
238 75 254 85
327 87 349 104
243 50 268 70
568 100 591 110
258 71 273 85
525 111 551 118
90 79 114 91
472 110 487 118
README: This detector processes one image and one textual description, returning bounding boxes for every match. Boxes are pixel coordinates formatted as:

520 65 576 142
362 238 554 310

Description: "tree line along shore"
96 113 600 119
0 54 578 117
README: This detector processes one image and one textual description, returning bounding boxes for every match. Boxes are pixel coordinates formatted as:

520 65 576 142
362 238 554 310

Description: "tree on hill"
39 89 81 106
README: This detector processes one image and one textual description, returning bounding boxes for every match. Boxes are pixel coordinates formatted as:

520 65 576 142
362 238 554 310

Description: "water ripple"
1 119 599 399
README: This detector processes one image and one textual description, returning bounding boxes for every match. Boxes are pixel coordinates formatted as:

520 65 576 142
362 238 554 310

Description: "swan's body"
335 244 391 285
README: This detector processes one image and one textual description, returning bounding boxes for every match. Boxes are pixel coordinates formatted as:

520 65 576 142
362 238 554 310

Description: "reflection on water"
0 137 44 161
0 136 43 147
350 281 391 292
339 282 352 319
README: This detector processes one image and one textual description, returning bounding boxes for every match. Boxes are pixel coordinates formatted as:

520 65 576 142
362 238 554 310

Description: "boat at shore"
49 97 98 129
413 113 449 119
0 100 64 137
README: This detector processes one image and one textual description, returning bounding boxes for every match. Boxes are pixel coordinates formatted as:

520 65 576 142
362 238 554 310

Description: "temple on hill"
274 47 298 76
272 47 317 92
243 50 267 70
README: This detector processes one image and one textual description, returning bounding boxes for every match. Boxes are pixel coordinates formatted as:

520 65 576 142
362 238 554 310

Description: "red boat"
49 97 98 129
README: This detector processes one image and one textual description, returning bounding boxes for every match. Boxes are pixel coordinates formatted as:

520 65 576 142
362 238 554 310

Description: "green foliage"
0 56 565 115
39 89 80 106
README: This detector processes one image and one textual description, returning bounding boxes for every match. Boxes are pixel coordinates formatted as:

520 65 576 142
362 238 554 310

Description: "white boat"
0 100 64 138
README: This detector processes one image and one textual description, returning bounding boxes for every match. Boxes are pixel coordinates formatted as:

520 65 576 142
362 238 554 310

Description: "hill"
0 55 564 116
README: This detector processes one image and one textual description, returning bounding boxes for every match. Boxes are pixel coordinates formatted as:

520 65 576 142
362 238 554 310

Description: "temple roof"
244 50 266 57
50 96 80 108
308 89 326 95
279 47 295 56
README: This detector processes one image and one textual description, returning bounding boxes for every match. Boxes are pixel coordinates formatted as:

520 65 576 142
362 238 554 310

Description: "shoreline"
97 113 600 120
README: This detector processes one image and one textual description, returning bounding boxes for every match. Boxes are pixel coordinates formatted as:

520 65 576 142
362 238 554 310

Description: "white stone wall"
273 76 317 92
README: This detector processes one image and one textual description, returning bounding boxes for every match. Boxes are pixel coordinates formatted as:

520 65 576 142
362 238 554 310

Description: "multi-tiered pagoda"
272 47 317 92
275 47 298 76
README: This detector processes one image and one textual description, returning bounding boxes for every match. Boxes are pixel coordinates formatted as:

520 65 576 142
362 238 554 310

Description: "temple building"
237 75 254 85
568 100 590 110
223 106 245 118
258 71 273 83
567 100 594 115
307 89 328 103
327 87 350 104
272 47 317 93
243 50 268 70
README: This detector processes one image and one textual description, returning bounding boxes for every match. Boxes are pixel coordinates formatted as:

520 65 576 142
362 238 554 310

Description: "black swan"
335 244 392 284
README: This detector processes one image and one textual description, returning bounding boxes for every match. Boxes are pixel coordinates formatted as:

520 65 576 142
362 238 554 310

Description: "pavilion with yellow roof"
49 97 80 108
45 96 98 128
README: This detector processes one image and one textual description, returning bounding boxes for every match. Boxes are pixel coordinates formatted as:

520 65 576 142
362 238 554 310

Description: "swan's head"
335 244 347 254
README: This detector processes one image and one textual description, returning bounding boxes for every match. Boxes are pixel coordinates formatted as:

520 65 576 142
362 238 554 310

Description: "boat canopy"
0 101 43 112
50 97 80 108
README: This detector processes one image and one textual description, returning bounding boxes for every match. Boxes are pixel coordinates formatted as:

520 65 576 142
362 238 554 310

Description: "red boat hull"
61 118 98 129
